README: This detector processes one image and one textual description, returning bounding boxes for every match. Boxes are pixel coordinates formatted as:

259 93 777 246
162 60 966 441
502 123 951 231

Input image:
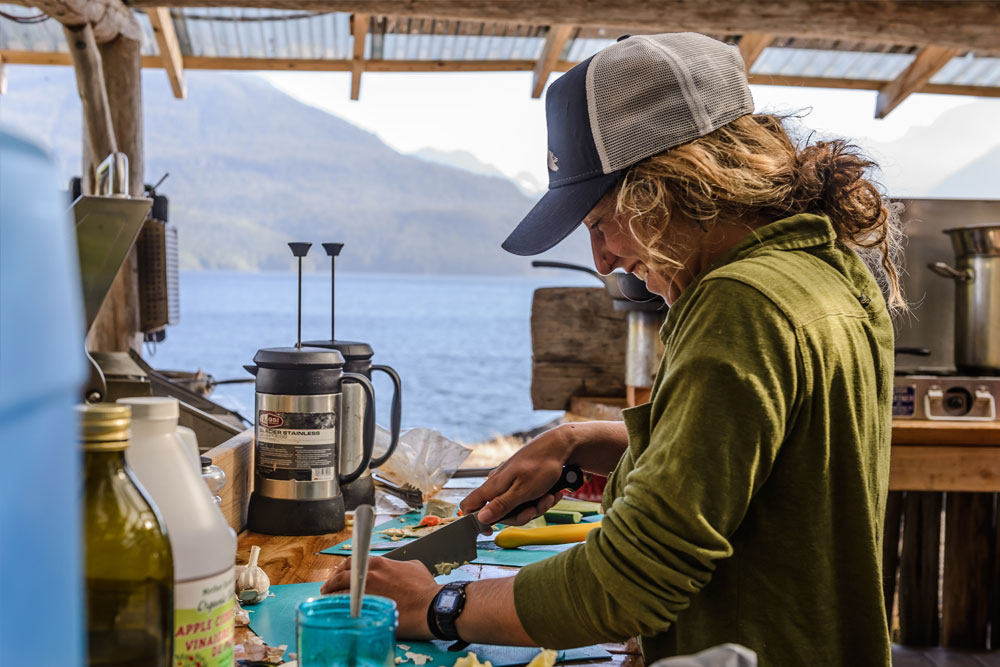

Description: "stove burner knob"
943 387 973 416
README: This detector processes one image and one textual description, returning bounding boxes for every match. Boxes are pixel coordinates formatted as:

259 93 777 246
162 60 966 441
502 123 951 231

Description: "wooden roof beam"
5 50 1000 101
351 13 368 100
738 33 773 71
147 8 186 98
25 0 141 43
875 46 960 118
125 1 1000 53
532 24 574 98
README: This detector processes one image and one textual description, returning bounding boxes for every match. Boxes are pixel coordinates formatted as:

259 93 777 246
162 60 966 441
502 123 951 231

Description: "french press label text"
257 410 337 481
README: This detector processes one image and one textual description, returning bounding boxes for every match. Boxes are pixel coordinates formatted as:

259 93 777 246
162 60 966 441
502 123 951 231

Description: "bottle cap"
117 396 180 422
77 403 131 450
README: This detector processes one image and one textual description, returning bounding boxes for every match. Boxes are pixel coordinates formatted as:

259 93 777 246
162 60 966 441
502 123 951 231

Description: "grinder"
303 242 402 509
245 243 376 535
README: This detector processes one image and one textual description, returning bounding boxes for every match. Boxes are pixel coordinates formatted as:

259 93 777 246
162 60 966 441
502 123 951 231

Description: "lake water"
148 271 591 443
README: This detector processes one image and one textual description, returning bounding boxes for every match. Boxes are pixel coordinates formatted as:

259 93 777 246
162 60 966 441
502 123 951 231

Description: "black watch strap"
427 582 470 643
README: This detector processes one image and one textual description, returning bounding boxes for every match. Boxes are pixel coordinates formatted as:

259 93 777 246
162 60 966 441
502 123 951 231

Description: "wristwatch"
427 582 470 645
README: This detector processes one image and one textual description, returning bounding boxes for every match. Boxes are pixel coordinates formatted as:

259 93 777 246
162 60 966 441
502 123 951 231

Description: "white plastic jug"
119 396 237 666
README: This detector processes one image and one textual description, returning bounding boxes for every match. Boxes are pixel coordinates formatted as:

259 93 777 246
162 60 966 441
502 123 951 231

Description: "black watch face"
436 589 460 613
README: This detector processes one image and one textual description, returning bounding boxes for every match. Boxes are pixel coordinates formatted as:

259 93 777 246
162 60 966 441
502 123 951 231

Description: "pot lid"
300 339 374 361
942 223 1000 257
252 346 346 369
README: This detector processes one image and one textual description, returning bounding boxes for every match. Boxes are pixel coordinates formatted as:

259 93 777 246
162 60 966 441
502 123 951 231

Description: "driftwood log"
531 287 627 410
59 15 145 351
20 0 140 43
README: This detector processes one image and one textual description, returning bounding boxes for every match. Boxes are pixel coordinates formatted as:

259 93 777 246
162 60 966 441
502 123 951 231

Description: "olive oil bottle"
79 404 174 667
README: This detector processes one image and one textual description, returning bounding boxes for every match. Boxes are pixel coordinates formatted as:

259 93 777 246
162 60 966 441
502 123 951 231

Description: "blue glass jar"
296 595 398 667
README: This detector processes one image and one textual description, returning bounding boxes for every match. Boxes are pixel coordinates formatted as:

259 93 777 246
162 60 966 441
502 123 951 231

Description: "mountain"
925 145 1000 198
0 66 589 273
858 101 1000 198
411 146 546 197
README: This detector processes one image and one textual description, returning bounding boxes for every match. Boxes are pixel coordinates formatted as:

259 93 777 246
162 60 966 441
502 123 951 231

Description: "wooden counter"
568 397 1000 493
235 481 642 666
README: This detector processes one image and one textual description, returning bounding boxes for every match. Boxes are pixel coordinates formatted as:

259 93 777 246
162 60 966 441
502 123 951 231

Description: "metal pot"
928 224 1000 374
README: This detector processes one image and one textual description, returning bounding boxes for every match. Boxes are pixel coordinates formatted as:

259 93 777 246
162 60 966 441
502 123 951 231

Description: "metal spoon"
350 504 376 618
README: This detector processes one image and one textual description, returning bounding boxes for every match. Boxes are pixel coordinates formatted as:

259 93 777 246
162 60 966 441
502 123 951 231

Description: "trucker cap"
502 32 755 256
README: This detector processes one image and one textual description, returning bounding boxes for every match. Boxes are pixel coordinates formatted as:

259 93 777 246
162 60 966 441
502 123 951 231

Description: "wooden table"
235 479 642 666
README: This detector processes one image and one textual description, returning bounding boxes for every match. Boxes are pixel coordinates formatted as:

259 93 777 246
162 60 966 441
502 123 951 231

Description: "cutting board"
322 512 602 568
247 575 610 665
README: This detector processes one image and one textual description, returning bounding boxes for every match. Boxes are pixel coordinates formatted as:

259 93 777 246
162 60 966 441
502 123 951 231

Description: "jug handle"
340 372 376 484
928 262 974 282
369 364 402 468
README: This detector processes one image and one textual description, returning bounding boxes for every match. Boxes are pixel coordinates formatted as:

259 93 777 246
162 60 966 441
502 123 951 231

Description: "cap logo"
547 149 560 172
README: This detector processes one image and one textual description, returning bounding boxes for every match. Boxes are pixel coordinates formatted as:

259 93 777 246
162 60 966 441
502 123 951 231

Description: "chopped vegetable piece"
434 561 461 576
418 515 443 527
452 652 493 667
405 651 433 665
551 498 601 516
425 498 457 518
543 510 582 524
526 649 558 667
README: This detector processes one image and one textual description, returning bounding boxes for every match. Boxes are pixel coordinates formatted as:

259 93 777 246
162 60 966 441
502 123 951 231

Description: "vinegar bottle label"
173 567 235 666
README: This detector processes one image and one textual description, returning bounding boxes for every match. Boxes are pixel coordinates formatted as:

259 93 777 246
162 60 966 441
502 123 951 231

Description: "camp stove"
892 372 999 421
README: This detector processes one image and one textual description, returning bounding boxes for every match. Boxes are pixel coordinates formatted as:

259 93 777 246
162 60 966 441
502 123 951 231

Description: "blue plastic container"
0 129 87 663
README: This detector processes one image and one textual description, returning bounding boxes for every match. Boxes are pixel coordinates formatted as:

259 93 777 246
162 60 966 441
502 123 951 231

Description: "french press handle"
369 364 402 468
339 372 376 484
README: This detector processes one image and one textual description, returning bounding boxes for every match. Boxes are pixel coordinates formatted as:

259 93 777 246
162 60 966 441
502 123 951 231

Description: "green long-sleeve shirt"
513 214 894 666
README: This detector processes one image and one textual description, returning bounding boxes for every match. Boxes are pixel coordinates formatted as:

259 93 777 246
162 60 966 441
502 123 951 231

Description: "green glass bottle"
79 404 174 667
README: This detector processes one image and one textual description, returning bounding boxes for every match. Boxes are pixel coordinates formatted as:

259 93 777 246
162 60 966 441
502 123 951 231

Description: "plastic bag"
373 425 472 498
649 644 757 667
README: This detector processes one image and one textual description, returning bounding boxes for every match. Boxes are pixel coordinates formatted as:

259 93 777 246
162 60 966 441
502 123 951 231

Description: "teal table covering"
321 512 602 568
247 575 611 665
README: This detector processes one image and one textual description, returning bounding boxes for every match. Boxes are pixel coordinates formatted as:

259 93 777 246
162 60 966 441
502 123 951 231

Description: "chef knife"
383 464 584 573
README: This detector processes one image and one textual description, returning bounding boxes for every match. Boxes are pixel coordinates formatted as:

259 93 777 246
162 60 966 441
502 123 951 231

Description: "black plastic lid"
299 339 374 361
252 346 346 369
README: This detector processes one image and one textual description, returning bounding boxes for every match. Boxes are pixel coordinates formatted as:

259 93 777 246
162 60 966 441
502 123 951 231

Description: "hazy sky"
262 70 999 194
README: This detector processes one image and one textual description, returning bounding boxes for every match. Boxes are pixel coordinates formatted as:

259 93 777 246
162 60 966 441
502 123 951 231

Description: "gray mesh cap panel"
587 33 755 174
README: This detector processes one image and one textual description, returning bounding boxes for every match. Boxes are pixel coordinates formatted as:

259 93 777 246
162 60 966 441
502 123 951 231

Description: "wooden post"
737 33 773 71
993 495 1000 650
350 13 368 100
147 7 186 98
64 23 118 162
941 492 993 649
87 33 144 352
882 490 904 630
532 24 574 98
898 491 942 646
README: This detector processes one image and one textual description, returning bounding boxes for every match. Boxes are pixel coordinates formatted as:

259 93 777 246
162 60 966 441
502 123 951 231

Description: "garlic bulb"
236 545 270 605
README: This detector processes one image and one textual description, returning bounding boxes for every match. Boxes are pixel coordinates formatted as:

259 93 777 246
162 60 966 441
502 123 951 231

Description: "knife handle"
501 464 585 522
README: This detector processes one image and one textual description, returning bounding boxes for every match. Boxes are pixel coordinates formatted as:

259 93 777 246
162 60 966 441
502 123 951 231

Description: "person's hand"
460 425 576 526
320 556 439 640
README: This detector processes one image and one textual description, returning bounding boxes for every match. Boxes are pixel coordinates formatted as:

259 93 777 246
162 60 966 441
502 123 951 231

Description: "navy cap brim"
501 171 622 256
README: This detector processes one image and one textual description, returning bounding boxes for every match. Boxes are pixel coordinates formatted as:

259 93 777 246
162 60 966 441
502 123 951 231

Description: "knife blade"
383 464 584 573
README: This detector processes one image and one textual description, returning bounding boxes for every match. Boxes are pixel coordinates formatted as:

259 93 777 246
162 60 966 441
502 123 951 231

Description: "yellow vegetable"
452 652 493 667
494 522 601 549
527 649 558 667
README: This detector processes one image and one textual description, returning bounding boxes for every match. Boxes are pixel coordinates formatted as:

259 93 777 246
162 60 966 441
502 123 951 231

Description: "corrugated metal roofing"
2 5 1000 93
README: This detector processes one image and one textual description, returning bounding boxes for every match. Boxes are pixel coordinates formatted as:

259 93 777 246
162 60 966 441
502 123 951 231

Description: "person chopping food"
323 32 900 666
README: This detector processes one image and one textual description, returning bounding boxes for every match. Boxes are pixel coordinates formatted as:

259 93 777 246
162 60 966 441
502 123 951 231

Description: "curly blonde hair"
614 114 906 312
